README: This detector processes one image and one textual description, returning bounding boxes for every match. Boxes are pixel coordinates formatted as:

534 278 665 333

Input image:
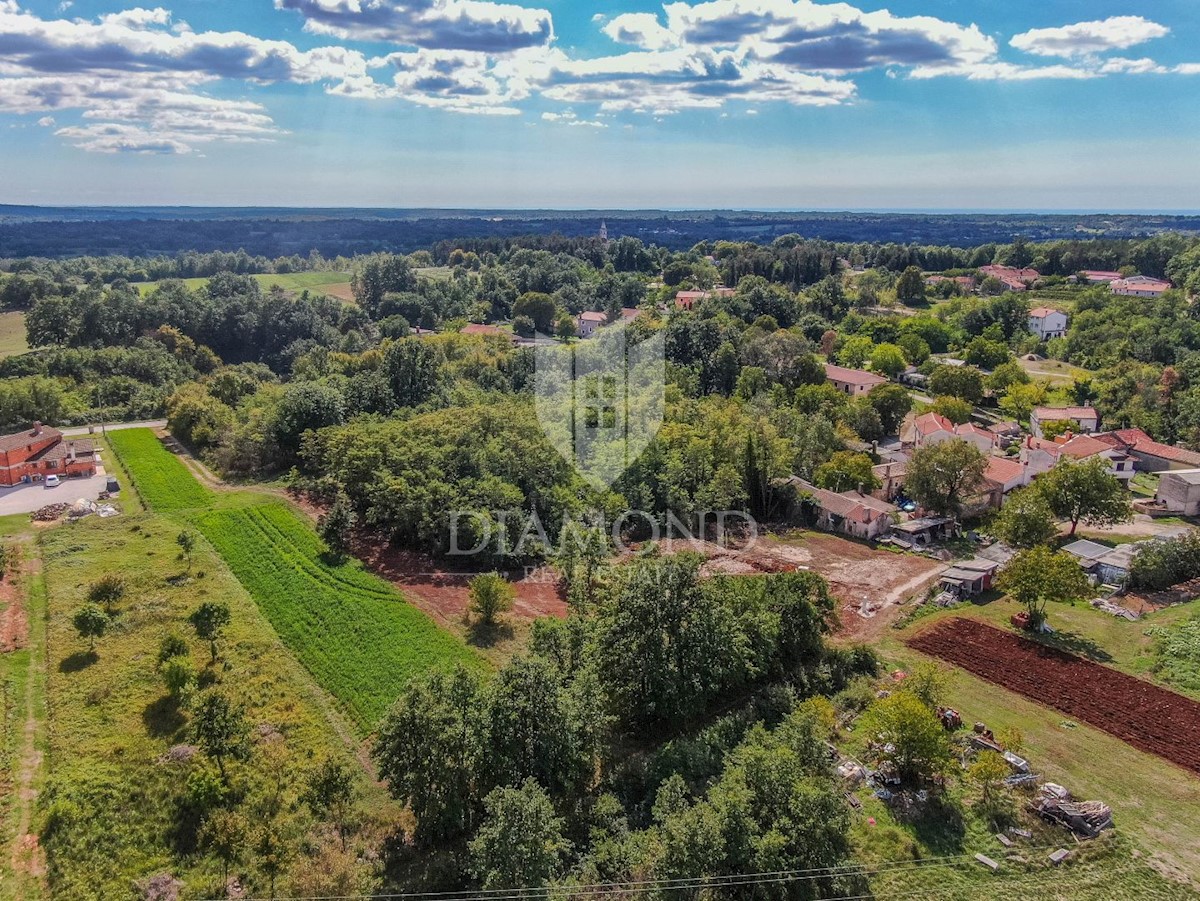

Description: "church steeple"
599 220 608 241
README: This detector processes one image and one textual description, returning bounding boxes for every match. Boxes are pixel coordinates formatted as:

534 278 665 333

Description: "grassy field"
34 509 389 896
0 311 29 359
107 428 483 730
134 271 352 298
874 596 1200 884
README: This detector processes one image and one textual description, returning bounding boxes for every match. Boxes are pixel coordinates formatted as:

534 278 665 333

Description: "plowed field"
908 617 1200 777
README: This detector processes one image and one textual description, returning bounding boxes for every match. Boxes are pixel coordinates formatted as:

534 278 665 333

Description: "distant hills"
2 206 1199 258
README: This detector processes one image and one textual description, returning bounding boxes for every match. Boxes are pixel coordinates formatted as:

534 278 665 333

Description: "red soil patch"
908 618 1200 777
350 536 568 627
0 578 27 653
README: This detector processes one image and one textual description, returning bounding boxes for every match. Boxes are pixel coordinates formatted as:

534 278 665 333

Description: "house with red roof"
1094 427 1200 472
902 412 995 453
1111 276 1172 298
1028 307 1068 340
0 423 98 487
788 477 898 541
1019 433 1134 484
1030 406 1098 439
577 310 607 338
824 363 888 398
674 287 735 311
1081 270 1124 284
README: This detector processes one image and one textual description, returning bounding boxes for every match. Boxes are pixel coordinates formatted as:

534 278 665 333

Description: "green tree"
869 383 913 435
159 655 196 702
996 545 1091 628
986 360 1030 394
928 366 985 404
870 342 907 378
967 750 1012 810
963 336 1012 369
903 661 951 710
319 491 357 560
860 692 950 783
469 572 516 625
930 395 973 425
999 381 1048 423
906 439 988 517
513 292 558 333
72 604 109 653
1039 419 1074 441
896 266 927 305
992 487 1058 548
374 667 481 846
555 314 577 341
469 779 571 890
189 601 232 663
176 531 196 572
1037 457 1132 536
200 808 249 886
191 691 250 778
836 335 874 369
384 339 442 408
86 574 125 615
813 451 880 494
304 759 357 850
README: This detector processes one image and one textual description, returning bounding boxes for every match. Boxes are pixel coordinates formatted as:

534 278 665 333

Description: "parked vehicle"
45 475 60 487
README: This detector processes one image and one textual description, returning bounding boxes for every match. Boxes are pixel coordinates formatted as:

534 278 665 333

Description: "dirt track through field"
908 618 1200 777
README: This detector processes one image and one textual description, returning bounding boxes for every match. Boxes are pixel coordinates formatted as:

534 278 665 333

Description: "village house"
1093 427 1200 472
939 557 1002 598
902 412 995 453
1081 270 1124 284
1019 433 1135 484
577 311 607 338
0 423 98 487
1111 276 1172 298
787 478 897 541
1030 405 1099 439
979 265 1039 292
871 461 907 502
824 363 888 398
984 454 1029 496
674 287 735 311
987 421 1023 448
1028 307 1068 340
1154 469 1200 516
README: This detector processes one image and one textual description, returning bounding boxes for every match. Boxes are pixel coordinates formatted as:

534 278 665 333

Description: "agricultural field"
910 618 1200 777
884 602 1200 882
107 428 483 729
0 311 29 359
133 271 353 299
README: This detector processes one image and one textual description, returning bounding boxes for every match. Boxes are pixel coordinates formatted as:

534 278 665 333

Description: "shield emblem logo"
535 322 665 490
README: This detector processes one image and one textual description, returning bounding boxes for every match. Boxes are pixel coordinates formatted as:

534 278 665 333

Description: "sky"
1 0 1199 209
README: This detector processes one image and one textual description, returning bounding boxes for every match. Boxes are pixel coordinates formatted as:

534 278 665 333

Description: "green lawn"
107 428 484 729
0 311 29 359
134 271 352 297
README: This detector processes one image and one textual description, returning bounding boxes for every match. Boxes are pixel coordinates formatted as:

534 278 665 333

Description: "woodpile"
32 502 70 522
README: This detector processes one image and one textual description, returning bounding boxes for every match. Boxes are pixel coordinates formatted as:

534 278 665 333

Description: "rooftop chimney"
69 442 77 463
32 421 42 436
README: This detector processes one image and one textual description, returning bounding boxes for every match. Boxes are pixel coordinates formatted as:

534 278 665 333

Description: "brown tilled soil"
908 617 1200 777
0 577 26 652
350 538 568 627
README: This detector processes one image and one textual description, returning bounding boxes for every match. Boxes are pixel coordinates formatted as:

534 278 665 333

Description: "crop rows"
195 502 483 729
106 429 212 512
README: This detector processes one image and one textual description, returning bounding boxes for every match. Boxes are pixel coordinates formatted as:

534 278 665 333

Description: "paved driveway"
0 473 113 517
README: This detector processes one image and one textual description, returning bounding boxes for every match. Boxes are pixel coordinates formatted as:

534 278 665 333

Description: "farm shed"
1062 539 1141 587
940 558 1001 597
891 516 958 548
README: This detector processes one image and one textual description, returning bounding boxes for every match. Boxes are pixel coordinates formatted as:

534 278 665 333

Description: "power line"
198 844 1080 901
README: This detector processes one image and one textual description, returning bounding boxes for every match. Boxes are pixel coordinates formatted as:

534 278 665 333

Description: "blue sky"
1 0 1198 209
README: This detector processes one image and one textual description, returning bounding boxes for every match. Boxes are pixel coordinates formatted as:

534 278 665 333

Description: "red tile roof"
579 311 606 322
0 425 62 454
1056 435 1113 459
1095 428 1200 466
984 455 1024 487
824 363 888 388
1033 406 1098 422
1029 307 1062 318
913 411 954 436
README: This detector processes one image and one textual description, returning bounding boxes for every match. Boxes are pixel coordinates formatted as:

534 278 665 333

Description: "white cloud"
1011 16 1169 58
602 13 676 51
275 0 554 53
1175 63 1200 75
36 114 53 125
1098 57 1166 75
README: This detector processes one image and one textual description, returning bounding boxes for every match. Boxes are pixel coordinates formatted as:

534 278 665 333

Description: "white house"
577 311 607 338
824 363 888 398
1028 307 1068 341
1030 406 1099 439
1111 276 1172 298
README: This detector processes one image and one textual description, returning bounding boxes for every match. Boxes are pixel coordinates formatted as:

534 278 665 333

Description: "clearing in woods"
106 428 483 730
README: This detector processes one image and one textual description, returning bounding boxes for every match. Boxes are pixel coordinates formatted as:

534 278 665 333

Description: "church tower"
599 220 608 241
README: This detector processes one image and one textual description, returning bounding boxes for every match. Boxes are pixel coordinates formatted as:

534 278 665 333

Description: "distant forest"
2 207 1199 258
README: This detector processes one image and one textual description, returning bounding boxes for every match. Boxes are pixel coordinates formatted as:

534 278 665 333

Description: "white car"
44 475 60 487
